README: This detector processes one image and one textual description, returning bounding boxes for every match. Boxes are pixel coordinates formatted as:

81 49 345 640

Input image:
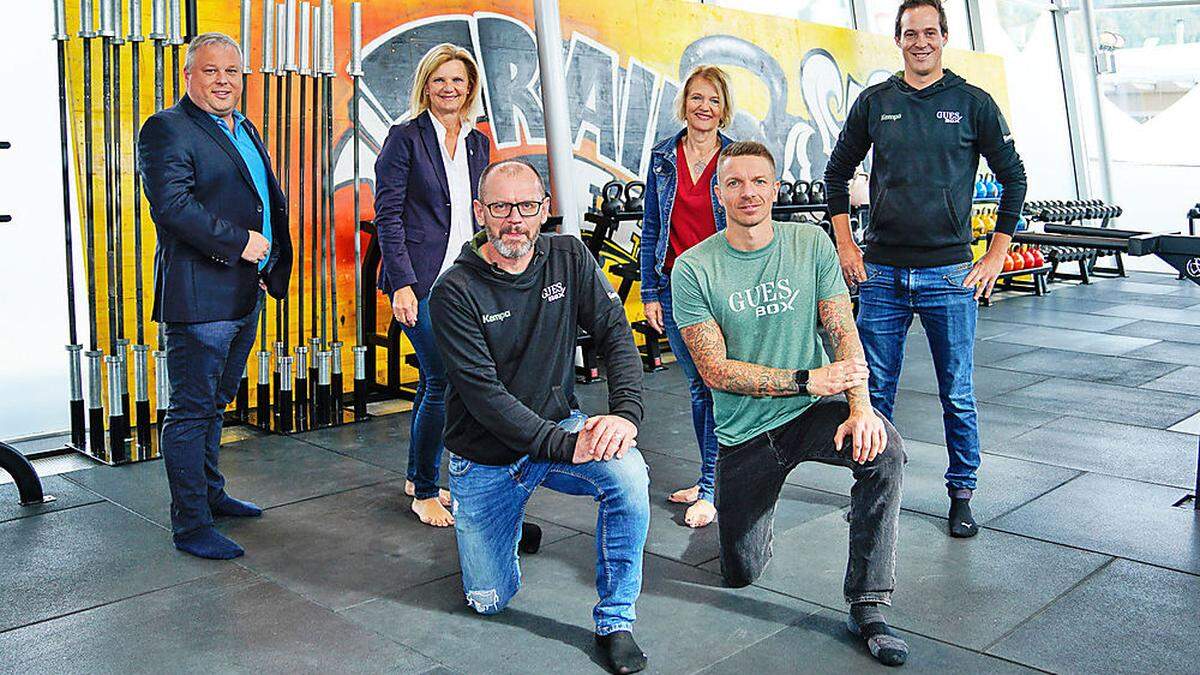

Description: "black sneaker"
948 497 979 538
595 631 647 674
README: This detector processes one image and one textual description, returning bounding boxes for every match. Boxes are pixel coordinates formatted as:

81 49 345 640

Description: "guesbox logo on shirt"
728 279 799 317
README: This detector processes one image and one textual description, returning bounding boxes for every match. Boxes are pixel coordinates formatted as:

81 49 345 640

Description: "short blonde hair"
676 65 734 130
409 43 482 123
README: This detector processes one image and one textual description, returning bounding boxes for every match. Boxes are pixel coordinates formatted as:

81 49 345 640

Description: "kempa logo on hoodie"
482 310 511 324
880 113 902 121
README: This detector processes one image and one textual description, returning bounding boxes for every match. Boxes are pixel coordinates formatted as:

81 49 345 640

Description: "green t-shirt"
670 221 848 446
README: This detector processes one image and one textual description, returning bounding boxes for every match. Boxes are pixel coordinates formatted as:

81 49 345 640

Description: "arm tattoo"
678 320 800 398
818 293 871 410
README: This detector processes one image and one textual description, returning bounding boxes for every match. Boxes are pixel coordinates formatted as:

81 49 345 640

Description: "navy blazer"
373 110 490 300
138 95 292 323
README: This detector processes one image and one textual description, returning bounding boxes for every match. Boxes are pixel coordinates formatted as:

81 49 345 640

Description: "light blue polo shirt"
210 110 272 270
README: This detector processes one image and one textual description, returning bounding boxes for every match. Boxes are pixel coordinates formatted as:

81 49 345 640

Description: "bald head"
477 159 545 202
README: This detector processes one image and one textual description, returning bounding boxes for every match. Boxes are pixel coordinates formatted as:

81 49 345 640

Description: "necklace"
685 141 717 178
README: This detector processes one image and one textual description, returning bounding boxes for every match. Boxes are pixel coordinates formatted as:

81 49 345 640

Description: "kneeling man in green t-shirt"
671 141 909 667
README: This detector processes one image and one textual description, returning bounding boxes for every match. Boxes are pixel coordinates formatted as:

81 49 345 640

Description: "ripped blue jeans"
448 411 651 635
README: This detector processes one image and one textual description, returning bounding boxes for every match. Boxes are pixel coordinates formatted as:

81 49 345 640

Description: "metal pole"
150 0 168 438
1078 0 1114 202
256 0 275 423
236 0 253 420
349 2 366 421
271 3 286 420
81 1 107 459
533 0 581 237
54 0 86 448
169 0 181 103
112 0 132 438
295 1 310 426
323 1 341 419
309 3 321 405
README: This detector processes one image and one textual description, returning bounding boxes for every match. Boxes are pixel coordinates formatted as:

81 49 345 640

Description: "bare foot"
684 499 716 528
412 497 455 527
405 480 452 508
668 484 700 505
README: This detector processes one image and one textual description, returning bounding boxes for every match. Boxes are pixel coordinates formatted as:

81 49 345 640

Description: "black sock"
948 497 979 538
595 631 647 674
519 522 542 554
848 603 908 667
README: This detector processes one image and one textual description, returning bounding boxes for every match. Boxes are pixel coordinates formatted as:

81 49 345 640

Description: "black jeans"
160 294 262 537
715 398 905 605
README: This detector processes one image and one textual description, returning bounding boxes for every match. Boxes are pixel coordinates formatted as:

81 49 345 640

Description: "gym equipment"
53 1 86 451
168 0 181 101
127 0 154 457
308 3 321 409
776 181 792 206
350 1 368 420
253 0 274 428
271 3 285 417
295 0 311 426
1014 225 1200 287
792 180 810 206
624 180 645 212
808 180 826 204
599 180 623 217
322 1 343 421
0 441 52 506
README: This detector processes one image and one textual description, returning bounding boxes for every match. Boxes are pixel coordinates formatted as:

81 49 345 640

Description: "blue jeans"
658 283 719 502
448 412 651 635
856 261 980 493
161 293 262 537
402 296 447 500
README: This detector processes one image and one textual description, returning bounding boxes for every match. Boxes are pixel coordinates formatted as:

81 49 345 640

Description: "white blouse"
429 113 474 279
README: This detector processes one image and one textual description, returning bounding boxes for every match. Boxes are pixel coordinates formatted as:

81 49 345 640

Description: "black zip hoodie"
428 231 644 466
824 69 1027 267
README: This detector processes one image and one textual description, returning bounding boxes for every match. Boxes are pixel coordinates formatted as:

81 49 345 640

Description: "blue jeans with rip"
401 296 448 500
659 282 719 502
449 411 651 635
856 261 980 495
161 293 262 538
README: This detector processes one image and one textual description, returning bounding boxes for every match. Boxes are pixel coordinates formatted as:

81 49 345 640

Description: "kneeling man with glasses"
429 159 651 674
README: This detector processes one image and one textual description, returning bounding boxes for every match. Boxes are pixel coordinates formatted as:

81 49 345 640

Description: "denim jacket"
638 128 733 303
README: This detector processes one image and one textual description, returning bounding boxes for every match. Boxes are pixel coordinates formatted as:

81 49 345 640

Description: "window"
863 0 975 48
702 0 856 28
1065 1 1200 271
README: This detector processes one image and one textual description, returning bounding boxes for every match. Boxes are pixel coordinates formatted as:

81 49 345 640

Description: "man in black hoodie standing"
429 159 650 674
824 0 1027 538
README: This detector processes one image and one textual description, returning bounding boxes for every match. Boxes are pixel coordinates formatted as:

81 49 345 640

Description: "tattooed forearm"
679 320 800 397
818 293 871 410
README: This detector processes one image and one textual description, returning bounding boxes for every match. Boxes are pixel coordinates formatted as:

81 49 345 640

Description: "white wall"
0 3 88 440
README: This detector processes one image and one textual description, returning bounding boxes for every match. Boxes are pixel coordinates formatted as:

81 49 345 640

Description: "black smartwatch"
793 369 810 394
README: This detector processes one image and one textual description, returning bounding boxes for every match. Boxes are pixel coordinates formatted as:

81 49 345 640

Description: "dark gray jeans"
714 398 905 605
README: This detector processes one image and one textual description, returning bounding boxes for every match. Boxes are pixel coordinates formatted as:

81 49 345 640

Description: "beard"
488 226 536 259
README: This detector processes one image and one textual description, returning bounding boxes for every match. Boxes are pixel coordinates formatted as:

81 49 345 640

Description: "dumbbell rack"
1024 200 1128 283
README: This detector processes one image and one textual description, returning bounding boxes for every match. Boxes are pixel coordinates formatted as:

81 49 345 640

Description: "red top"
664 141 719 271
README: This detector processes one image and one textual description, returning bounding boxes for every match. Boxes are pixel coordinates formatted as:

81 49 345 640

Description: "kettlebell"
600 180 624 217
974 175 986 199
624 181 645 213
809 180 826 205
777 181 794 206
793 180 811 205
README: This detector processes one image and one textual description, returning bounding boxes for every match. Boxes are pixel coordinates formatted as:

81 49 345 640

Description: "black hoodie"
428 231 644 466
824 70 1027 268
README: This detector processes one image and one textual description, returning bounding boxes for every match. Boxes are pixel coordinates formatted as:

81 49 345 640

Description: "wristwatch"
793 369 810 394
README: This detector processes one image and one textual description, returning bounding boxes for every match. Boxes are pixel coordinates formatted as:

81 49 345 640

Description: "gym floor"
3 270 1199 674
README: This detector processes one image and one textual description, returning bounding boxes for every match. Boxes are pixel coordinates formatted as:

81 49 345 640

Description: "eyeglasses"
483 199 546 218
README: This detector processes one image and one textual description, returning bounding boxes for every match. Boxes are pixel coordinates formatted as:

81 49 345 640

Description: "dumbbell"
793 180 811 205
777 181 793 206
600 180 624 217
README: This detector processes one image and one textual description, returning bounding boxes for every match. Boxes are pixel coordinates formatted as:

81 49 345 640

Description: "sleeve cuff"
611 407 643 430
827 195 851 217
995 213 1019 236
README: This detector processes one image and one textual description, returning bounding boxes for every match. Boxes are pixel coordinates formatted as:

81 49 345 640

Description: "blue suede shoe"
211 495 263 518
173 527 245 560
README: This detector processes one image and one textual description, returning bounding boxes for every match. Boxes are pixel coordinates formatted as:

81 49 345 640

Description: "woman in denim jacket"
638 65 734 528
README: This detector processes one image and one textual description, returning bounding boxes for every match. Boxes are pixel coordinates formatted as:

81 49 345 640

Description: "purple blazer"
373 110 490 300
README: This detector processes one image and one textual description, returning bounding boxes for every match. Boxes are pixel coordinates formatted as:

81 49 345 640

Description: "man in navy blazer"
139 33 291 559
373 109 489 302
